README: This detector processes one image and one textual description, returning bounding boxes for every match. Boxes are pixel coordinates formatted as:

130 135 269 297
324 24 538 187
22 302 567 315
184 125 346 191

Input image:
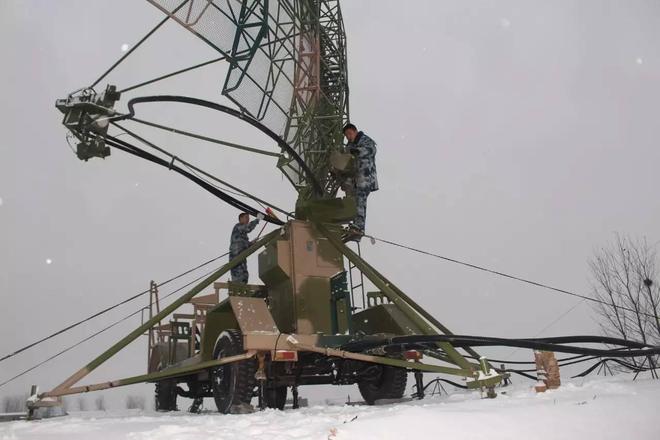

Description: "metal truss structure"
147 0 349 199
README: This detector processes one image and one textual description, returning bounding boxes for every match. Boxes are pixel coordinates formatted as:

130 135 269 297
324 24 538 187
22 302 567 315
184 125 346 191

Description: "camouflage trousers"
230 260 249 284
354 188 371 231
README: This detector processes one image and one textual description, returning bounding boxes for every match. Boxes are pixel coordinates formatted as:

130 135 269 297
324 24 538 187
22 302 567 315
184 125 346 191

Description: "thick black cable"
113 95 323 196
181 162 264 207
467 353 588 365
90 0 189 88
111 121 290 218
572 358 656 378
0 250 229 364
103 134 285 225
421 377 468 391
0 263 221 389
344 334 660 357
501 354 625 373
509 370 539 380
367 235 658 320
494 357 654 380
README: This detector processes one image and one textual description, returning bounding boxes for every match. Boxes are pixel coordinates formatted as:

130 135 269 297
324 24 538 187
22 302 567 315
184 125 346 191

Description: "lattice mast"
146 0 349 201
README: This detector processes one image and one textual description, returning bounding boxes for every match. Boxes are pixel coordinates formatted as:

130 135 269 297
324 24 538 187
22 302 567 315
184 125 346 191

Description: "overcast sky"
1 0 659 406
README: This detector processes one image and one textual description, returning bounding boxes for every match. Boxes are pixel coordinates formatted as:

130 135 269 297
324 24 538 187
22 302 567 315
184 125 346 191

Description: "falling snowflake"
500 18 511 28
0 197 3 207
636 57 644 65
46 259 53 265
121 43 130 52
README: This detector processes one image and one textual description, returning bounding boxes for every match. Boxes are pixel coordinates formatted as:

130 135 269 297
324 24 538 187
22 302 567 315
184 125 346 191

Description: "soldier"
343 123 378 239
229 212 263 283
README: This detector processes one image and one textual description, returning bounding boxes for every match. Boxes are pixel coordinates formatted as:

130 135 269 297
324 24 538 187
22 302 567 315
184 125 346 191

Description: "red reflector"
404 350 422 360
273 350 298 361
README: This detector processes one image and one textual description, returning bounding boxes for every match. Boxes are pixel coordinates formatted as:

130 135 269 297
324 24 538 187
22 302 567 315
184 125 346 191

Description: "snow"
45 259 52 265
120 43 130 52
1 375 658 440
0 196 3 207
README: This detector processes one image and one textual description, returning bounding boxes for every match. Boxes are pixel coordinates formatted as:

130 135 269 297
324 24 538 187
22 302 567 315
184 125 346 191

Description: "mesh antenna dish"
147 0 350 199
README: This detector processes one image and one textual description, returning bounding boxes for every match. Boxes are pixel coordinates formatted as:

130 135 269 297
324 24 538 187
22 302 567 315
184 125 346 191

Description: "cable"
0 263 222 389
0 251 228 364
421 377 468 391
115 121 283 214
343 334 660 357
180 162 266 211
502 299 586 361
572 358 657 378
467 353 588 366
112 95 323 196
509 370 538 380
108 123 290 219
103 134 285 224
365 235 658 321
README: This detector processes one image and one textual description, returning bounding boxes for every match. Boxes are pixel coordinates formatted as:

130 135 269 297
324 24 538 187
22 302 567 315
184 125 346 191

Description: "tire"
358 365 407 405
211 329 257 414
264 386 287 410
155 379 178 411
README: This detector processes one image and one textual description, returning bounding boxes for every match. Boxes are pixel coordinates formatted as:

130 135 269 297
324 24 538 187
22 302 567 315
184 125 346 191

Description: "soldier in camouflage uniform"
343 123 378 237
229 212 263 283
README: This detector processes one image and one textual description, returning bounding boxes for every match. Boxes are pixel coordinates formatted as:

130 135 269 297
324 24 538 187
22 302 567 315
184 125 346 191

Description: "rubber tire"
155 379 178 411
358 365 407 405
264 386 287 410
211 329 257 414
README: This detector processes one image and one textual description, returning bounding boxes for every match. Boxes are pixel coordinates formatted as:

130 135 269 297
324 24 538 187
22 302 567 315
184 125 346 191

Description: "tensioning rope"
0 261 225 389
0 251 228 364
365 234 657 320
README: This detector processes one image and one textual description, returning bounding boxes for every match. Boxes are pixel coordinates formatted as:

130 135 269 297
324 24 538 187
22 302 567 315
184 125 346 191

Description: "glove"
257 213 264 221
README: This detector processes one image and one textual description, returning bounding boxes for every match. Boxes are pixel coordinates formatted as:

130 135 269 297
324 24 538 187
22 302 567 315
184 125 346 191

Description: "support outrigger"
28 217 503 416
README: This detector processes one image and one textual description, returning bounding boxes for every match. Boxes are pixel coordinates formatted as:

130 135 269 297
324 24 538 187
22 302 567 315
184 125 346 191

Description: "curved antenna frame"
115 95 324 197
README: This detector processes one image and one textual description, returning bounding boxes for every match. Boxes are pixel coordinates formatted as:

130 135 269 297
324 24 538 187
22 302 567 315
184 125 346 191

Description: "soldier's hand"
257 212 264 221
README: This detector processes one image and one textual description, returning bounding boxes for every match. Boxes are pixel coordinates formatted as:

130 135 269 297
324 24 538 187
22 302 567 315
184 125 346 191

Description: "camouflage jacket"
229 219 260 257
347 131 379 192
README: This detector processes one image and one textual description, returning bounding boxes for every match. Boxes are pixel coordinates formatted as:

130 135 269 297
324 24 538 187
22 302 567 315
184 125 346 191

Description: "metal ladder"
346 241 367 310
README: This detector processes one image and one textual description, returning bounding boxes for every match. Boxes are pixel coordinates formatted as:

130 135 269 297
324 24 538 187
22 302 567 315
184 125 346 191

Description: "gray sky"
1 0 659 405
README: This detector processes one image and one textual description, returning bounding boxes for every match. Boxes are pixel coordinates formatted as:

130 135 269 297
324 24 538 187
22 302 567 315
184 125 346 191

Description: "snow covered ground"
1 374 658 440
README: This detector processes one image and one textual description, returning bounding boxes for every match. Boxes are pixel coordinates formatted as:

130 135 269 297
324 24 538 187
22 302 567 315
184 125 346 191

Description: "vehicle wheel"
155 379 178 411
358 365 407 405
211 329 257 414
264 386 287 410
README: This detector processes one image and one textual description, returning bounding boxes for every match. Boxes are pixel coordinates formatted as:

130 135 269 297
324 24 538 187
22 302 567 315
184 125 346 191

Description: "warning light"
403 350 422 361
273 350 298 362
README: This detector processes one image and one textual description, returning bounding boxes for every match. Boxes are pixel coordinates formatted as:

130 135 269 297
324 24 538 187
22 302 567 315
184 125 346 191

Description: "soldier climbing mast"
343 123 379 241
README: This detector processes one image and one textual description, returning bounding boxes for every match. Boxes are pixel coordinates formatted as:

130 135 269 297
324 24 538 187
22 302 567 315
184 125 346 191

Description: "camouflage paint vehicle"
29 0 504 416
